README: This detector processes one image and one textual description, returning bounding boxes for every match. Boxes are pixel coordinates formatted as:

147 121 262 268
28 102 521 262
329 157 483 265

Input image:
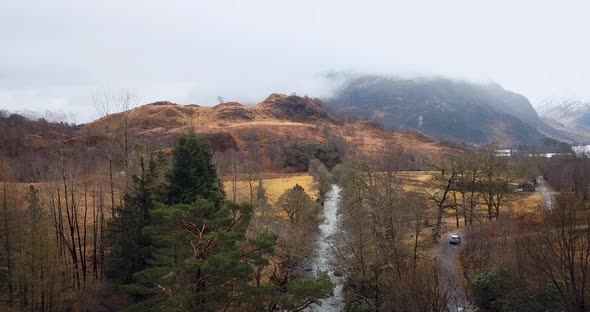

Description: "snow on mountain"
538 97 590 115
537 97 590 142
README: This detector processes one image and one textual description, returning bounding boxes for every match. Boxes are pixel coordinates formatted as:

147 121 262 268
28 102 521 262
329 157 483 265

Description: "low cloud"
2 1 590 122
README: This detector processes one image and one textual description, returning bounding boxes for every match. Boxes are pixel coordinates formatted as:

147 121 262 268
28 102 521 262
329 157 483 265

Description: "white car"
449 234 462 245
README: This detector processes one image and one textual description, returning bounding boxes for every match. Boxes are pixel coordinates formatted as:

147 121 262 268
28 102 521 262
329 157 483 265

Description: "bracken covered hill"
85 93 453 170
1 94 456 180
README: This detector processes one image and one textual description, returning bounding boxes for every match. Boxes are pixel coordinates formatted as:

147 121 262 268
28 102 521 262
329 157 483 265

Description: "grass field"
223 174 315 204
223 171 547 218
395 171 546 221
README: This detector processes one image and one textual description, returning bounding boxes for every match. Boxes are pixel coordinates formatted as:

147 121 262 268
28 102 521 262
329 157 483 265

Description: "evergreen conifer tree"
119 133 333 311
132 199 278 311
106 157 159 287
166 132 224 207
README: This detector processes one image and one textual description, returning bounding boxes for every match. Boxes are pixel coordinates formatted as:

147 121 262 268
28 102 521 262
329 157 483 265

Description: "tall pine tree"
166 132 224 207
106 157 159 287
118 132 333 311
132 199 280 311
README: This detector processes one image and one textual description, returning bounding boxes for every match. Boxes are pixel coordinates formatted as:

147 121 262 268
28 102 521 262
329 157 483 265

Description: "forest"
1 104 590 312
5 1 590 311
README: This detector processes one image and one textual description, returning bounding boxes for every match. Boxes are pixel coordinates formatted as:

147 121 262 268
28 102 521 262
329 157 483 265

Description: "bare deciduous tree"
524 195 590 311
429 153 464 240
93 87 138 215
478 145 511 221
271 185 321 289
308 158 331 205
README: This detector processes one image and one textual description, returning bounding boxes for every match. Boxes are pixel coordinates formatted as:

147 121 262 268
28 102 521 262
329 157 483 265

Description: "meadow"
222 174 315 204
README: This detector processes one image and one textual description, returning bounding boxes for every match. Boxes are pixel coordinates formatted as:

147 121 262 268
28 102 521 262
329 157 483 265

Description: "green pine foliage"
472 269 560 312
274 272 333 310
106 132 333 311
166 132 225 207
131 200 277 311
282 143 341 171
106 157 159 287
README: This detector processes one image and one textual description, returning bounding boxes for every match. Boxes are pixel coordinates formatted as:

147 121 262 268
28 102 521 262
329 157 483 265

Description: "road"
438 232 469 311
437 177 556 311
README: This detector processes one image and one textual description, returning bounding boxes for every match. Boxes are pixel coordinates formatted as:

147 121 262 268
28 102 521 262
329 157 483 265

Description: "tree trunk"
434 202 444 241
3 182 14 306
63 175 80 289
92 187 98 279
109 157 115 218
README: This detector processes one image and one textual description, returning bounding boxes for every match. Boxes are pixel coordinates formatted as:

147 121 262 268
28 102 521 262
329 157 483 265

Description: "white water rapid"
308 184 344 312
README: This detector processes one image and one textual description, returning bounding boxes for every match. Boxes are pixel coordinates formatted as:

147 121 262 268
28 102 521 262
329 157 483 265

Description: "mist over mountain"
0 108 72 123
323 75 552 145
6 73 586 147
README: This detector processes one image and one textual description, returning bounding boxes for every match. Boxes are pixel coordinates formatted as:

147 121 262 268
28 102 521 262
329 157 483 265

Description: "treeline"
428 146 519 239
541 155 590 200
0 111 79 181
461 155 590 311
330 148 446 311
328 145 533 311
215 125 347 175
330 145 485 311
0 129 339 311
0 110 351 183
0 146 117 310
105 132 336 311
0 91 347 311
106 133 340 311
515 137 573 154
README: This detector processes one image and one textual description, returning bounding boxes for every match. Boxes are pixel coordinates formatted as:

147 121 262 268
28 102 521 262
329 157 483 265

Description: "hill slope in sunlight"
85 93 453 170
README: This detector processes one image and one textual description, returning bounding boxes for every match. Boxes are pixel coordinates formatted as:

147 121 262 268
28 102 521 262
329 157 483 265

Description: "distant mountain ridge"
324 75 550 145
537 98 590 142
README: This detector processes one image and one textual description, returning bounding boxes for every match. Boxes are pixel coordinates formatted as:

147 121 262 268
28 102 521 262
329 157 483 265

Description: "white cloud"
2 0 590 122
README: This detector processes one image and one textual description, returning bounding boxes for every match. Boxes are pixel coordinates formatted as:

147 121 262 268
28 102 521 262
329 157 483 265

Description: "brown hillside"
85 94 453 170
0 94 455 180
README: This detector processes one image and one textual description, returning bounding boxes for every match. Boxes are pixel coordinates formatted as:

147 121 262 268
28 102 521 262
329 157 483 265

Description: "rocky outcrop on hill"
255 93 334 122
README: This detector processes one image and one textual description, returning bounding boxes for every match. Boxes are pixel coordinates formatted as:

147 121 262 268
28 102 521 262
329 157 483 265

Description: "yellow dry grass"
505 192 545 217
396 171 546 220
223 174 315 204
397 171 436 193
397 171 435 183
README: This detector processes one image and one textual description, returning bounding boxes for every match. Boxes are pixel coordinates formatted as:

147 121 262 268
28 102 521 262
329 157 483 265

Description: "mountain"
537 98 590 142
1 94 454 180
324 75 548 145
85 94 452 164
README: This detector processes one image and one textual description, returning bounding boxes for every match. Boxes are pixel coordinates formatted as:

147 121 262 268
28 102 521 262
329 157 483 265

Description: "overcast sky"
2 0 590 122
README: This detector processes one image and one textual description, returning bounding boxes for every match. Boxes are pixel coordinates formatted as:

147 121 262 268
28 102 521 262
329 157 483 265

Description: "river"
308 185 345 312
